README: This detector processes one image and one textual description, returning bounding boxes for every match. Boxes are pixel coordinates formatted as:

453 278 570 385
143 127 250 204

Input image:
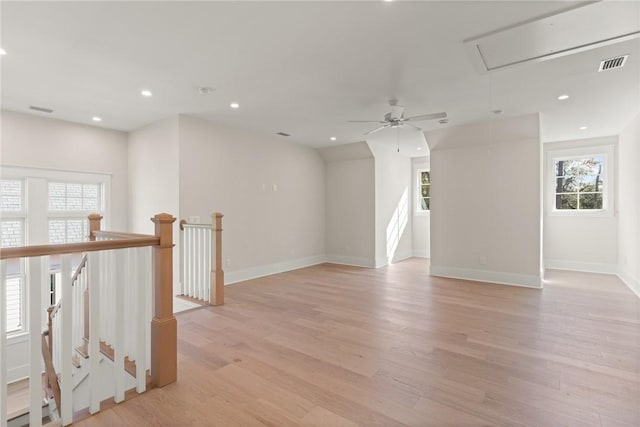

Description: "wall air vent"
276 132 291 137
598 54 629 72
29 105 54 113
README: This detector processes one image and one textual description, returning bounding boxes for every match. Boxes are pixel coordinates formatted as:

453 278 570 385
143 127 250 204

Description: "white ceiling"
1 1 639 156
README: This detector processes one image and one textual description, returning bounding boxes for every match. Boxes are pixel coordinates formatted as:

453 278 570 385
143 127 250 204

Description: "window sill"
7 331 29 345
546 209 613 218
414 210 430 217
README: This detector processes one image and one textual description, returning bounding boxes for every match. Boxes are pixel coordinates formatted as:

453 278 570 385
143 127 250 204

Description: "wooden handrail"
93 230 158 239
70 254 89 285
0 236 160 260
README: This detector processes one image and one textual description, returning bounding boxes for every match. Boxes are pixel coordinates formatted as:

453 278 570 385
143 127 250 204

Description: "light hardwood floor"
76 259 640 426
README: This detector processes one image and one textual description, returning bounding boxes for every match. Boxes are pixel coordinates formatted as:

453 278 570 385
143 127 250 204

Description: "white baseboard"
325 254 375 268
617 271 640 299
412 249 430 258
225 255 327 285
430 265 542 289
544 259 618 275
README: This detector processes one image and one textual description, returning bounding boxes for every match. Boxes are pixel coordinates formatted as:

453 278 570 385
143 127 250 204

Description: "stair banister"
212 212 224 306
150 213 177 387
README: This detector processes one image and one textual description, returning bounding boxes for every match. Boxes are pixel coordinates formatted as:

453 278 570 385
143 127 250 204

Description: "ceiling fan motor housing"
388 105 405 120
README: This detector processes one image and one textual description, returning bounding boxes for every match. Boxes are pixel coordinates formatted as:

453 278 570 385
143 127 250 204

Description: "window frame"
546 145 614 217
1 178 27 335
416 168 431 215
1 166 111 338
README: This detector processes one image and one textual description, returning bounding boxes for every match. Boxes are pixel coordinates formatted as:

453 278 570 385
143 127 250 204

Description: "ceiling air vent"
29 105 54 113
598 54 629 72
276 132 291 137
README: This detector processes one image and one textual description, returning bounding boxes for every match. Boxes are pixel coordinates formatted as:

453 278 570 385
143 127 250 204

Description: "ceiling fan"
348 100 447 135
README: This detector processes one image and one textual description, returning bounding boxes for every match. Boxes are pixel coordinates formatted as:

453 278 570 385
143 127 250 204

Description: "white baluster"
189 227 194 298
0 260 7 427
114 250 125 402
88 251 101 414
135 248 148 393
180 226 185 296
60 254 73 425
29 257 44 427
196 227 201 299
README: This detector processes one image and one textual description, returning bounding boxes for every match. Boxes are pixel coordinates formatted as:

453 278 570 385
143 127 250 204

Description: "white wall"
543 136 618 274
1 110 129 230
618 114 640 296
128 116 180 292
368 142 413 266
320 142 376 267
178 115 325 283
412 156 430 258
426 113 542 288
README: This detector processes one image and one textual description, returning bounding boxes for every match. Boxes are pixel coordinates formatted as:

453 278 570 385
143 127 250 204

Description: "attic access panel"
464 2 640 73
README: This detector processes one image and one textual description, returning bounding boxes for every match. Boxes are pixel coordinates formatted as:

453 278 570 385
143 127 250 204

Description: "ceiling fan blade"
405 123 423 131
347 120 387 123
364 124 390 135
405 112 447 122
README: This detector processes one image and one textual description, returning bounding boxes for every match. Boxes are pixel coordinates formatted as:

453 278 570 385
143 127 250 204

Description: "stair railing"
0 212 177 426
179 212 224 306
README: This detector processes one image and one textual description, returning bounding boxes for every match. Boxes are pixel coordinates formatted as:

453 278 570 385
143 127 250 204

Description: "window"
48 182 101 243
1 179 26 334
554 156 604 210
417 169 430 212
1 167 110 337
546 145 613 216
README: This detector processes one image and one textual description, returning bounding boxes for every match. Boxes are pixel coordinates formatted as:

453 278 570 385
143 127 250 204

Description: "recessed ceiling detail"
598 54 629 72
276 132 291 137
465 2 640 73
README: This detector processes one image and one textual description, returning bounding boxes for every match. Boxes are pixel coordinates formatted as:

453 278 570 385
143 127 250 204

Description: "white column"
60 254 73 425
88 251 101 414
29 257 45 427
113 250 125 403
135 248 148 393
0 260 7 427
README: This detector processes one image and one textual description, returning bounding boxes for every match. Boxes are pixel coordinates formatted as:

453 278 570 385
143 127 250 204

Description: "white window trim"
545 145 614 217
1 165 112 338
415 168 430 216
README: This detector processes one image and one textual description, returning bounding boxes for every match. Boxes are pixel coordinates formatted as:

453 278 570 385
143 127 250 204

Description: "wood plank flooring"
75 259 640 426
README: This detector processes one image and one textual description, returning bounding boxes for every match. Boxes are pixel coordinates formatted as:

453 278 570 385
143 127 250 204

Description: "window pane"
49 220 66 243
555 176 578 193
556 193 577 210
66 219 86 242
49 182 67 211
577 175 604 192
421 197 430 210
0 180 22 211
1 220 24 247
421 185 430 198
421 171 430 185
49 182 100 212
6 276 22 333
579 193 603 210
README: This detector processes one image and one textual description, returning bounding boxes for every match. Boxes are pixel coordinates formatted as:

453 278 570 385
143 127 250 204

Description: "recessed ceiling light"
141 90 152 97
330 137 337 141
230 102 240 109
0 48 6 55
92 116 102 122
558 94 570 100
492 109 504 115
417 147 423 151
579 126 587 130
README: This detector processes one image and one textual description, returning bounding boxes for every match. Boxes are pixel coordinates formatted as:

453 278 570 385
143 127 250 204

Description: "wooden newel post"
88 213 103 241
210 212 224 306
150 213 177 387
